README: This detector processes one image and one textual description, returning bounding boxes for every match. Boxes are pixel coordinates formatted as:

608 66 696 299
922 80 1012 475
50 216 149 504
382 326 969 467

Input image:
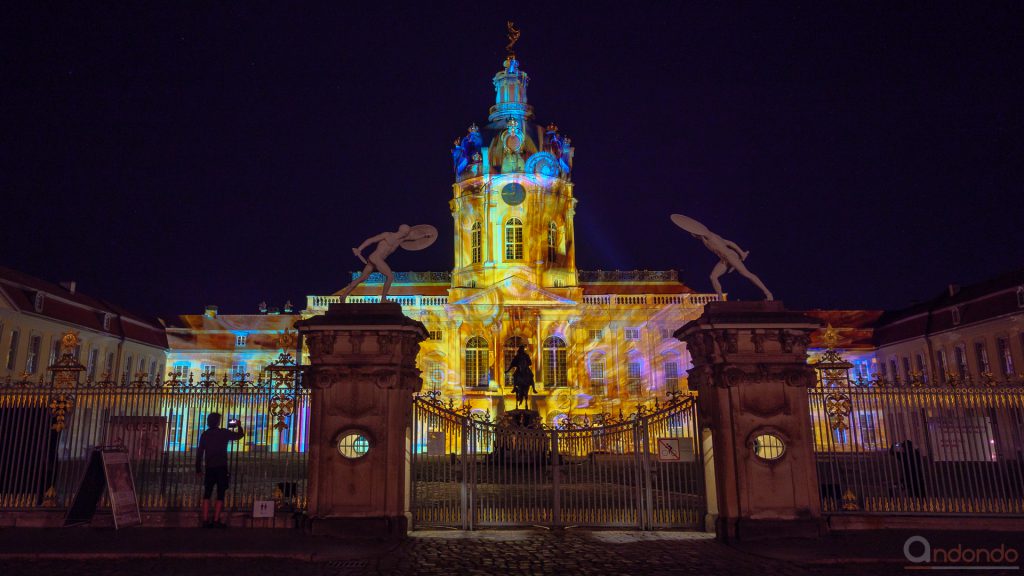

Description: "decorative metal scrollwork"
48 394 73 431
825 392 851 432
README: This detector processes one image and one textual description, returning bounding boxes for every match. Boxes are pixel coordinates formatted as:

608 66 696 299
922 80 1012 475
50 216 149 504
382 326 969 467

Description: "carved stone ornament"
402 338 420 359
308 333 338 357
784 367 817 388
779 331 795 353
751 332 765 353
310 367 346 389
350 332 365 355
378 334 395 356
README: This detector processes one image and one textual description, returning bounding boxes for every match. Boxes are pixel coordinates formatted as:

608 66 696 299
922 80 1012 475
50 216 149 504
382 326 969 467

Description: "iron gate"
410 393 704 530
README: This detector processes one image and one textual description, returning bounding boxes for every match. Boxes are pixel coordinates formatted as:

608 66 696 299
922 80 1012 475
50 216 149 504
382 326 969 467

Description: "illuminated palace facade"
314 53 719 424
168 51 880 426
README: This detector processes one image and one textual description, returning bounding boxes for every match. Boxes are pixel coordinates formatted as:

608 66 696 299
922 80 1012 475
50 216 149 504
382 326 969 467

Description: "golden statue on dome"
506 21 520 56
504 21 521 73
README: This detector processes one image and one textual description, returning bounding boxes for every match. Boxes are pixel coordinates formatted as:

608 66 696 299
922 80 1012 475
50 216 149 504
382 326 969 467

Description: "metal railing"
809 340 1024 516
410 392 704 530
0 345 309 515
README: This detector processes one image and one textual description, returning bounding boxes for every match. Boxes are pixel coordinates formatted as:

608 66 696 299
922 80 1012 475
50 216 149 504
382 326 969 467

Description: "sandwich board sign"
64 446 142 528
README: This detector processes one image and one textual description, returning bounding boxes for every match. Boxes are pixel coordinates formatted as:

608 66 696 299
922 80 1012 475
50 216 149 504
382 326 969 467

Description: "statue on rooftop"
339 224 438 302
671 213 774 301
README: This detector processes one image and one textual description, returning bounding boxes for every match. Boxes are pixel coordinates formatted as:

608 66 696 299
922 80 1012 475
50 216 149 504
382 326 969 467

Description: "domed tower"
449 26 578 301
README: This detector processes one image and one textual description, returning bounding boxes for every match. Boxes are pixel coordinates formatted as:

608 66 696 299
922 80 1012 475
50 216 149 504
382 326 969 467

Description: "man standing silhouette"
195 412 244 528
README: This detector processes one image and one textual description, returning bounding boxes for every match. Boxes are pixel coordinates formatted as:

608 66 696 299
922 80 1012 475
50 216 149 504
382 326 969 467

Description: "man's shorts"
203 466 230 500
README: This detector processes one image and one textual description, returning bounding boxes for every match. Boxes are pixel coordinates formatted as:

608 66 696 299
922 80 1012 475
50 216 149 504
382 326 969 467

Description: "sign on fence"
656 437 694 462
105 416 167 460
64 447 141 529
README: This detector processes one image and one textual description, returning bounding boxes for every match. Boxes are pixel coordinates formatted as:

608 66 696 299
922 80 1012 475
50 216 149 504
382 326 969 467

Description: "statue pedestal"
295 303 427 538
492 409 545 466
676 301 824 541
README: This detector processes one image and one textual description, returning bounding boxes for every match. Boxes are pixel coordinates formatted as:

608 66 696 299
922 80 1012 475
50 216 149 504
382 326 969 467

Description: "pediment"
450 275 576 307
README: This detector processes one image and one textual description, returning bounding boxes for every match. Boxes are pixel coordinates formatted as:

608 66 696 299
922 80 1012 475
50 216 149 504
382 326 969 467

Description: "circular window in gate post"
751 432 786 461
336 430 372 459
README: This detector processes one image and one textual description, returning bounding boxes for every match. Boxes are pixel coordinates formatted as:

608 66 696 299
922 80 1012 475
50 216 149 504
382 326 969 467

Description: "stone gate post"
675 301 823 540
295 303 427 537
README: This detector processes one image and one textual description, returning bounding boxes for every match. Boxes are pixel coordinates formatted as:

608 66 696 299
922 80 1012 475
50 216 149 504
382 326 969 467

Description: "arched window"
465 336 489 388
547 221 557 263
543 336 567 388
588 352 606 396
504 336 527 388
470 221 482 264
505 218 523 261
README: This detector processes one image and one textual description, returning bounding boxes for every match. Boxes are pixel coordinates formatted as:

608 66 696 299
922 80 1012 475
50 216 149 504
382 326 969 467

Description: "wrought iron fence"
0 338 309 515
810 336 1024 516
410 391 704 530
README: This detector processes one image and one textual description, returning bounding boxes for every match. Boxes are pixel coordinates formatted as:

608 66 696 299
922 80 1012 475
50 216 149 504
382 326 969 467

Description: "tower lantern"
449 24 578 295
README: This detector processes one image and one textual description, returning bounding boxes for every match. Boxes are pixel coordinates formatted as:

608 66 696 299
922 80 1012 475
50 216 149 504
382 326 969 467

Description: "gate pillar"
675 301 823 540
295 303 427 538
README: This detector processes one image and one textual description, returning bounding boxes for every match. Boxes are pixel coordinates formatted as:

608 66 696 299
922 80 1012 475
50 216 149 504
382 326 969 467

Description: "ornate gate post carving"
675 301 823 541
296 303 427 537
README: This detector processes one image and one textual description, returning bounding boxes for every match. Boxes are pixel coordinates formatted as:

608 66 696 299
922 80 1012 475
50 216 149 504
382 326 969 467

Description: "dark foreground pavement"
0 527 1020 575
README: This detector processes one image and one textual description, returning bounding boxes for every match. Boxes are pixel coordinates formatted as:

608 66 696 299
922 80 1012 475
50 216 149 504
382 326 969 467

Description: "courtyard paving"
3 527 1015 575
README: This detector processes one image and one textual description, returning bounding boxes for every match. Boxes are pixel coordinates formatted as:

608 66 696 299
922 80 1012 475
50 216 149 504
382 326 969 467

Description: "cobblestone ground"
0 530 922 576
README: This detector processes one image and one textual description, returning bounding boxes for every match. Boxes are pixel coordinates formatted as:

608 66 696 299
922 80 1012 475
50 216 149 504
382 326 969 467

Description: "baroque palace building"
304 49 718 425
163 46 882 426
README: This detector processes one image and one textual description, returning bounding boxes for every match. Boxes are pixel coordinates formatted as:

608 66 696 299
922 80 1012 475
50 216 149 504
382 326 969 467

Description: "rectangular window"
149 359 158 384
624 328 640 341
427 330 443 341
627 361 642 396
588 329 603 342
889 359 899 384
915 354 928 384
253 414 268 445
7 330 20 371
998 337 1015 377
902 357 912 383
858 413 878 448
951 307 961 325
168 414 184 449
102 352 114 379
936 350 949 383
954 345 968 378
172 361 190 382
200 363 217 380
231 363 247 380
48 338 62 367
664 361 680 393
235 334 247 347
879 360 889 382
833 427 849 444
975 342 990 376
25 335 42 374
589 357 606 396
87 348 99 381
124 355 133 382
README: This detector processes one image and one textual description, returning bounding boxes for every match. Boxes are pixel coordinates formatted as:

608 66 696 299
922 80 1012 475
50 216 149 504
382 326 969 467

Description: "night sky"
3 3 1021 319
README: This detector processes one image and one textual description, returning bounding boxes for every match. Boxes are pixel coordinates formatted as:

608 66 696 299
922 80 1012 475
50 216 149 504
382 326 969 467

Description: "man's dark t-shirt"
195 427 244 472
